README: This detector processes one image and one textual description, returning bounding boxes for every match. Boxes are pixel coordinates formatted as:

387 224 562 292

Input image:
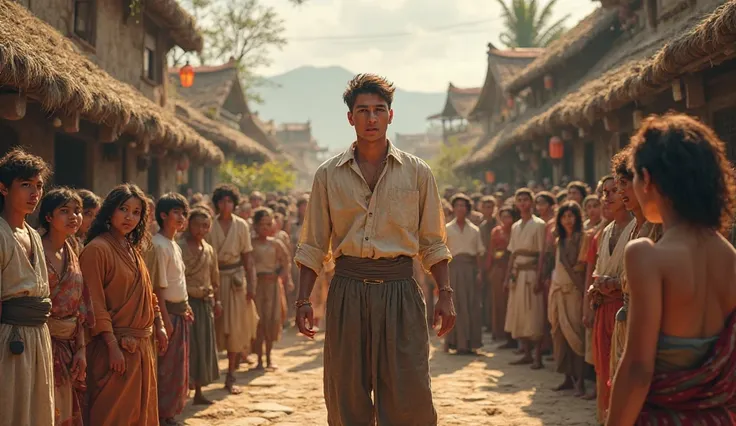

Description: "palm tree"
496 0 569 48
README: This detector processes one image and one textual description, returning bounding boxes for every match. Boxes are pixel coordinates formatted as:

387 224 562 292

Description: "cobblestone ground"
181 328 597 426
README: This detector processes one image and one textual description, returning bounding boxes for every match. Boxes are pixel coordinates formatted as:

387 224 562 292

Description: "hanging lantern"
179 61 195 88
544 74 554 90
506 96 515 109
485 171 495 184
549 136 564 159
176 154 190 171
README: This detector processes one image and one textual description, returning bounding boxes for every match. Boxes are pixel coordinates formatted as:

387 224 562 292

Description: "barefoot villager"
0 149 54 426
607 115 736 424
504 188 547 369
80 183 169 426
180 207 221 405
548 201 587 396
294 74 455 426
39 188 95 426
146 193 192 425
206 184 258 394
487 206 518 347
251 207 291 370
444 193 485 355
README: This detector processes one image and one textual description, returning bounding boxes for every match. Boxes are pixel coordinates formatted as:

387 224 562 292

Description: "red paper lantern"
179 62 195 88
485 171 495 184
506 96 515 108
177 155 190 171
549 136 564 159
544 74 554 90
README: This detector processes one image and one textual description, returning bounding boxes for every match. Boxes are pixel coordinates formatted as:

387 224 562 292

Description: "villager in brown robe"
80 234 159 426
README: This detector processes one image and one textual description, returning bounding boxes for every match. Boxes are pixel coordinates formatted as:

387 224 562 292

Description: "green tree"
219 160 296 194
496 0 569 48
428 137 482 192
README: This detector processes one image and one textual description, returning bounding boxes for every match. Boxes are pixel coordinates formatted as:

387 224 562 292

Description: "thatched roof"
0 1 222 163
471 45 543 117
505 8 619 95
428 84 482 120
174 99 274 162
460 0 730 170
145 0 203 52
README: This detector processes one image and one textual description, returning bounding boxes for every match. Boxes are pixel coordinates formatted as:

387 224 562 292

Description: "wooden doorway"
584 142 595 187
54 133 88 188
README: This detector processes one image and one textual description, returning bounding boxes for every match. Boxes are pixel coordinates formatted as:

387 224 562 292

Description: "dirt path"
182 328 596 425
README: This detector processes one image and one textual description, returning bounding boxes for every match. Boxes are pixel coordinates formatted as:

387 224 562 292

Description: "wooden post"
0 93 27 121
684 74 706 109
603 114 620 132
59 111 80 133
672 79 683 102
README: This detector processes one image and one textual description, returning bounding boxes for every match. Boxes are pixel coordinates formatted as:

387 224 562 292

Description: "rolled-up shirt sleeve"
417 165 452 270
295 167 331 274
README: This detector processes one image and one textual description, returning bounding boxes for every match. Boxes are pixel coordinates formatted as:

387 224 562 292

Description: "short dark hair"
296 195 309 207
480 195 497 205
630 113 736 232
39 187 82 232
77 189 101 211
0 148 51 212
555 200 583 240
450 193 472 212
514 188 533 200
155 192 189 228
212 184 240 211
566 181 588 198
534 191 556 206
188 206 212 223
556 190 568 204
343 74 396 111
612 146 634 180
252 206 273 227
498 205 520 222
583 194 601 209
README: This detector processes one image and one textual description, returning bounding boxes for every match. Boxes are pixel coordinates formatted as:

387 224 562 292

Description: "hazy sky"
265 0 599 93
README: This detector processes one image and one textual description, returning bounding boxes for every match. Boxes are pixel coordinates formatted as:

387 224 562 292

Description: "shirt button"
369 212 373 216
364 237 369 241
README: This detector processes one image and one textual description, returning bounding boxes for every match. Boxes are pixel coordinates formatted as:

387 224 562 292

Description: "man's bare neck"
520 212 532 221
612 210 631 225
1 208 25 229
355 138 388 164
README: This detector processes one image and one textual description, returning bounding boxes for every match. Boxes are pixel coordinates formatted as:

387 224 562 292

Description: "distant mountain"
253 66 445 153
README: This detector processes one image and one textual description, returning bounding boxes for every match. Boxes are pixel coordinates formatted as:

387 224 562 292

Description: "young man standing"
147 193 192 426
294 74 455 426
0 149 54 426
478 196 496 330
504 188 547 369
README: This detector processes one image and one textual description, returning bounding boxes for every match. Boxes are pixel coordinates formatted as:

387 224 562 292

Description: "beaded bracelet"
294 298 312 309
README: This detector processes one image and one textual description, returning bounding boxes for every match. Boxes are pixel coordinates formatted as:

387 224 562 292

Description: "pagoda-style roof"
428 83 482 120
470 44 544 117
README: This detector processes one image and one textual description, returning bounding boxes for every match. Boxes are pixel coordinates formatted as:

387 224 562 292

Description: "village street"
181 328 596 426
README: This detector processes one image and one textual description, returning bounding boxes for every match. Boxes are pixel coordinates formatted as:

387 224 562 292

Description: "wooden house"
459 0 736 188
274 121 328 181
427 84 482 144
0 0 223 197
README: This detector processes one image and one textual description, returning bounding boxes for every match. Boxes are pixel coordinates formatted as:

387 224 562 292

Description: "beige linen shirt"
445 219 485 256
294 141 452 274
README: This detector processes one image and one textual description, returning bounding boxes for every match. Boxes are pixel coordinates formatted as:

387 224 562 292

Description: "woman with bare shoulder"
607 114 736 425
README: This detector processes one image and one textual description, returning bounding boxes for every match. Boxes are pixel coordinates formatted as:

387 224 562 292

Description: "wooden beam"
633 110 644 129
0 93 27 121
684 74 706 109
99 124 120 143
60 111 80 133
603 114 620 132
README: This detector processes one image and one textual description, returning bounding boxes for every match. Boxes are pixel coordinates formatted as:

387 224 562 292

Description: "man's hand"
71 349 87 382
433 291 456 337
475 271 483 288
583 306 595 328
156 326 169 355
295 304 316 339
214 301 223 319
246 291 255 301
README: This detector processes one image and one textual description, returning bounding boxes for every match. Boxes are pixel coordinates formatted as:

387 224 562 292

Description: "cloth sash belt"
1 296 52 326
165 300 190 316
48 316 78 340
256 272 279 280
452 253 476 264
219 262 243 272
1 296 52 355
113 326 153 354
616 293 630 321
514 261 538 271
334 255 413 283
513 250 539 271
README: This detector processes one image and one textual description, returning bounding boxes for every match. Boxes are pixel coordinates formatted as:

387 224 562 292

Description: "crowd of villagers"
433 113 736 425
1 112 736 426
0 146 321 426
